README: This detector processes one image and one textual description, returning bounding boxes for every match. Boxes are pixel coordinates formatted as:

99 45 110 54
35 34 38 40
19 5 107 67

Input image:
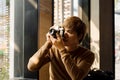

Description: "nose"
64 31 68 39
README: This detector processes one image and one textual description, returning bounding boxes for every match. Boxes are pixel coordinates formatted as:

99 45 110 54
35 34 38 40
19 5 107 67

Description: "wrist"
59 48 66 53
45 41 52 49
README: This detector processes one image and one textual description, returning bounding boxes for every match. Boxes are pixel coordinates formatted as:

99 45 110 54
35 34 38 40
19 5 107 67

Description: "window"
115 0 120 79
54 0 73 25
0 0 9 80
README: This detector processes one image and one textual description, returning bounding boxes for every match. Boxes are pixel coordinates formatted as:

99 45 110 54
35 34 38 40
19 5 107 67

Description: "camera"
83 68 114 80
49 25 64 38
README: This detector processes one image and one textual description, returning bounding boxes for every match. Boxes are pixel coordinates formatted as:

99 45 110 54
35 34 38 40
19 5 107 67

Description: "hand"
46 33 52 45
50 33 65 51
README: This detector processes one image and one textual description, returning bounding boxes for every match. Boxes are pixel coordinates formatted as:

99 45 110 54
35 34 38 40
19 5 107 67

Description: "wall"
99 0 114 73
38 0 53 80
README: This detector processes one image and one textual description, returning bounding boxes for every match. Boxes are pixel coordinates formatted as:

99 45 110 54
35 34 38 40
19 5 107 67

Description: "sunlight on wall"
90 0 100 69
90 21 100 69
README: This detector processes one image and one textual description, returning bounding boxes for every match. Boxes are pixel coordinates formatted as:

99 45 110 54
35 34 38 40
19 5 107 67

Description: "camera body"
49 25 64 38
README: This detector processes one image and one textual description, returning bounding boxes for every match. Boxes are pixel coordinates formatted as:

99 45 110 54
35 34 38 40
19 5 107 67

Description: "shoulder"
78 46 95 63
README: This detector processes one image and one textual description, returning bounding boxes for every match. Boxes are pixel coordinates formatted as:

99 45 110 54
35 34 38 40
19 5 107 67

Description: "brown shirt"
28 41 95 80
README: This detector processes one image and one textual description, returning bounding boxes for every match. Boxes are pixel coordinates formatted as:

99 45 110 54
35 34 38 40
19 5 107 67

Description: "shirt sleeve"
27 41 52 71
60 49 95 80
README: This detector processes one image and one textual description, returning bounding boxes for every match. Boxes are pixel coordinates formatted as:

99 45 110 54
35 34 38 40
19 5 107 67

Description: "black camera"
83 68 114 80
49 25 64 38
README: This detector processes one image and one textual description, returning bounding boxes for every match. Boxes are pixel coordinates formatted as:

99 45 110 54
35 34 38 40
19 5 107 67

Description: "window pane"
54 0 72 25
0 0 9 79
115 0 120 79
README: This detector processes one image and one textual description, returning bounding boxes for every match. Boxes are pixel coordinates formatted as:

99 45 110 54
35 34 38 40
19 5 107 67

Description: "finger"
50 34 56 42
56 33 61 39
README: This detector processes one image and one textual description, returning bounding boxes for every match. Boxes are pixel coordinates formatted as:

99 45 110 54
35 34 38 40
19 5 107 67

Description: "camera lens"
49 28 57 38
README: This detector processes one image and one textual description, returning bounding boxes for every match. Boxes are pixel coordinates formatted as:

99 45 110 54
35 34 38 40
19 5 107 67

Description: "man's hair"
62 16 87 43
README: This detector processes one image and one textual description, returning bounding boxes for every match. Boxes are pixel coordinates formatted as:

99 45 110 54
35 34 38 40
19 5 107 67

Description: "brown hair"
62 16 87 43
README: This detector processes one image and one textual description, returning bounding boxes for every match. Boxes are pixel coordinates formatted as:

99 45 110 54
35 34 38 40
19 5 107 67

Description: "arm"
27 41 52 71
49 33 95 80
60 49 95 80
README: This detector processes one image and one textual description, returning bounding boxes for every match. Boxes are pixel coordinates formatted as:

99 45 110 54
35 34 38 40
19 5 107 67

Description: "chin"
64 45 70 48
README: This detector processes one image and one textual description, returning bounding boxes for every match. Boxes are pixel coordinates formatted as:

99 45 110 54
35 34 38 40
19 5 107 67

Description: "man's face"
63 27 80 47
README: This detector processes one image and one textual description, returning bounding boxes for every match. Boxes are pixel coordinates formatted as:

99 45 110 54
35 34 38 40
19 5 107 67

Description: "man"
27 16 95 80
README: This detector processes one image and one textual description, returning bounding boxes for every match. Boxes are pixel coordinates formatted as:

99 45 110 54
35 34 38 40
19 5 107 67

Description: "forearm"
27 41 52 71
61 52 84 80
